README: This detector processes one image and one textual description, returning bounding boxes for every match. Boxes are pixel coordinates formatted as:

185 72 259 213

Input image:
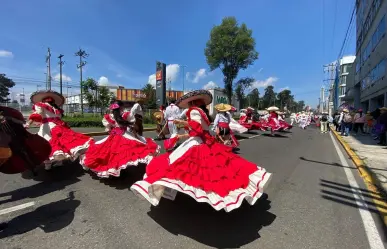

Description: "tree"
234 77 254 108
247 88 260 109
205 17 259 104
297 100 305 112
277 89 292 109
98 86 114 114
0 74 15 103
82 78 114 114
82 78 99 113
262 85 276 108
141 83 156 109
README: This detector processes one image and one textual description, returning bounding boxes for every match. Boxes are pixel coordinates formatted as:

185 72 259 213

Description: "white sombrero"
267 106 279 111
30 90 65 106
175 90 213 109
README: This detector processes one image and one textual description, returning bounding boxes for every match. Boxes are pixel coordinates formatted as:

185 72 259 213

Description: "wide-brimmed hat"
380 107 387 111
30 90 65 106
343 108 349 113
176 90 213 109
267 106 279 111
247 107 255 110
215 103 232 112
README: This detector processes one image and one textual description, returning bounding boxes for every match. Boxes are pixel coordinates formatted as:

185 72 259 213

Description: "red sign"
156 71 162 81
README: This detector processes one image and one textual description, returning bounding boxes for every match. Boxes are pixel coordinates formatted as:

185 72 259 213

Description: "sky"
0 0 356 107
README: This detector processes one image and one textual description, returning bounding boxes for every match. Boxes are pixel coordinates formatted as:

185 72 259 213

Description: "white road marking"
0 201 36 216
239 134 260 142
329 132 385 249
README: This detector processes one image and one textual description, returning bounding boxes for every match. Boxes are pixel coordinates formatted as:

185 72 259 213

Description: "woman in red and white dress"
131 90 272 212
265 107 282 136
80 100 159 178
26 90 93 169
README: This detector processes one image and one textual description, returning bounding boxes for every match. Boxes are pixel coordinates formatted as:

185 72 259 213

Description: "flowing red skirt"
49 125 92 158
82 133 159 177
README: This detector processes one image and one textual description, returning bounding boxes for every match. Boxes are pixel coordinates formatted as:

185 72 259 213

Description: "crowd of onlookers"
325 107 387 147
315 107 387 147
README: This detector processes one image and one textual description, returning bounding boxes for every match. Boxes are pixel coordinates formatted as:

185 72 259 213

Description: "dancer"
266 107 282 136
131 90 272 212
164 100 181 138
213 103 239 147
26 90 92 170
290 113 296 125
154 105 166 140
0 106 51 174
80 100 159 178
131 99 144 136
277 112 292 130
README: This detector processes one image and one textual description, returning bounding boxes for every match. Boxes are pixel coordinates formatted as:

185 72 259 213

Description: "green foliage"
141 83 157 109
82 78 114 114
262 86 276 108
235 77 255 108
205 17 258 104
63 116 104 127
0 74 15 102
247 88 260 109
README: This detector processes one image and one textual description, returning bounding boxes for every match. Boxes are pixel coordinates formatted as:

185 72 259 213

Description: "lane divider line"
329 132 384 249
0 201 36 216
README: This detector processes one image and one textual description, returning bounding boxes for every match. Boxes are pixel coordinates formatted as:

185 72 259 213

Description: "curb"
331 129 387 225
82 127 157 137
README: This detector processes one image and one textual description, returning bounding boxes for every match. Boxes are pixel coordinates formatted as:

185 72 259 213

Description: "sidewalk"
339 133 387 193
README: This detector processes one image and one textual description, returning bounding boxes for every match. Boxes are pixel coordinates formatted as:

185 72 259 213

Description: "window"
342 65 349 73
340 86 346 96
341 75 347 86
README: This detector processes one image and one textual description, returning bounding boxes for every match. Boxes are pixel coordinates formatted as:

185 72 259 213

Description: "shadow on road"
0 162 83 205
0 191 80 239
89 164 147 190
299 157 357 169
261 134 288 138
319 179 387 241
147 193 276 248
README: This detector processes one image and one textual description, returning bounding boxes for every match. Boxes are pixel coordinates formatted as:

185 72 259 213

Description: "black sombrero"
175 90 213 109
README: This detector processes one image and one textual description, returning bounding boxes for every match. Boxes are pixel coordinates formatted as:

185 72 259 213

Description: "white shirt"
179 108 188 119
130 103 143 117
213 112 231 128
164 104 181 121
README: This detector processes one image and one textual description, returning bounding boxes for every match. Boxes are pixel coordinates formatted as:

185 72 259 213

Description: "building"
116 88 184 105
337 56 356 108
355 0 387 111
206 88 240 116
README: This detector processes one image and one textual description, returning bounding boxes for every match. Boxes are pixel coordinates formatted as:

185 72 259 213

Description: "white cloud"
279 86 290 92
98 76 109 86
53 73 72 82
192 68 207 83
251 77 279 89
202 81 218 90
148 64 180 87
0 50 14 58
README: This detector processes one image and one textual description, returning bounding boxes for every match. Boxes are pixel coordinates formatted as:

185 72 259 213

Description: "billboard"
116 89 183 102
155 61 167 107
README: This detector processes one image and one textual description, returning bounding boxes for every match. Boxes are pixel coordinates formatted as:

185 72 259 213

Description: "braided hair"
43 98 64 117
111 100 130 127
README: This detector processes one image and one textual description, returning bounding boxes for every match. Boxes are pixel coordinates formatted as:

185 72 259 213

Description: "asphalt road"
1 127 386 249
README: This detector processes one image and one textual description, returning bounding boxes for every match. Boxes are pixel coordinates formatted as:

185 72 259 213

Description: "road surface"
0 127 386 249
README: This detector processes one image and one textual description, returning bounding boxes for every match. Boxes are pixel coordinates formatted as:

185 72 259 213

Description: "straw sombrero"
267 106 279 111
176 90 213 109
215 103 232 112
30 90 65 106
343 108 349 113
380 107 387 111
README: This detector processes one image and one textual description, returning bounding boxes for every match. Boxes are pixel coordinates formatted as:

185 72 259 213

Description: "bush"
63 113 157 127
63 116 104 127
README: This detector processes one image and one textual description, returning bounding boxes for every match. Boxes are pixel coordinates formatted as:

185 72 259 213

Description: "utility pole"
75 48 89 114
66 82 72 114
46 48 52 90
58 54 64 95
323 62 337 116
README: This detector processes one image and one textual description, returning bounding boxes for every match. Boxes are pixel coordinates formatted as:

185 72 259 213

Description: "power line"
336 3 356 61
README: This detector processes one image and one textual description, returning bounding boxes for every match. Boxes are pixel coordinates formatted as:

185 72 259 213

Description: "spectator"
320 112 328 133
339 109 352 136
365 111 374 134
353 109 366 135
333 111 341 131
376 107 387 146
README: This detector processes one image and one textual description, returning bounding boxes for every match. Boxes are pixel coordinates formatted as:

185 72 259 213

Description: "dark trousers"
380 131 387 145
353 123 365 134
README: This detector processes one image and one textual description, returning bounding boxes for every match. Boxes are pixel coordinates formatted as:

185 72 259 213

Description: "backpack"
321 115 328 122
343 113 352 123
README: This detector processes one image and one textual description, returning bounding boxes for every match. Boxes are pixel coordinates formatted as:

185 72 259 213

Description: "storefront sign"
215 95 227 104
133 93 146 98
